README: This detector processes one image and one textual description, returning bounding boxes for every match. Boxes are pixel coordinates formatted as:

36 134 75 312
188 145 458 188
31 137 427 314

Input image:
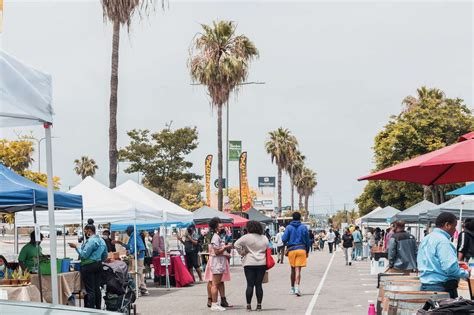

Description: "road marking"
359 273 371 276
362 283 374 286
305 252 336 315
365 290 378 294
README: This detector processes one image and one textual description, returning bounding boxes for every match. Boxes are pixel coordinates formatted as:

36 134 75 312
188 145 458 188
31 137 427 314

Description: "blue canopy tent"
447 183 474 196
0 164 82 211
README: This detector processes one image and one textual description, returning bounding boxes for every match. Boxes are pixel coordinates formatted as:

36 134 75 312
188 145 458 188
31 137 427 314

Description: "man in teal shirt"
418 212 470 298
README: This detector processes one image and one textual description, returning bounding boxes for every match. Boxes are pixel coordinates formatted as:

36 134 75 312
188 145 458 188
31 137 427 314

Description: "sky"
1 0 472 214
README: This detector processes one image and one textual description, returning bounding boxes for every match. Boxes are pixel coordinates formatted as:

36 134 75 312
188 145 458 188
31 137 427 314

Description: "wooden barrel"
381 281 421 314
378 277 420 315
385 291 449 315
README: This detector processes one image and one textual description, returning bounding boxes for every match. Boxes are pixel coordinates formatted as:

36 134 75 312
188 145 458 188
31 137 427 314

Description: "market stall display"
152 254 194 288
30 271 82 305
0 284 41 302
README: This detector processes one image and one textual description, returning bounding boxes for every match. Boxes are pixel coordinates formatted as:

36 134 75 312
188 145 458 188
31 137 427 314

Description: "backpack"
417 298 474 314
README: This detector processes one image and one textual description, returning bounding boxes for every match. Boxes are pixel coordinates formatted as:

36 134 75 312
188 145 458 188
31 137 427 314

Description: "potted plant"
10 269 20 285
20 270 31 285
1 269 11 285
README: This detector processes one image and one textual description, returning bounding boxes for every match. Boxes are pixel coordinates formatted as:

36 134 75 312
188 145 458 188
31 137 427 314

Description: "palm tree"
286 149 304 210
189 21 258 211
402 86 445 111
265 128 298 214
74 156 99 180
101 0 156 188
296 167 317 221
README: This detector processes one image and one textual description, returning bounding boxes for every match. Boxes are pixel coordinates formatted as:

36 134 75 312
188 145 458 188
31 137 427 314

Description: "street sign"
229 141 242 161
258 176 276 188
214 178 226 189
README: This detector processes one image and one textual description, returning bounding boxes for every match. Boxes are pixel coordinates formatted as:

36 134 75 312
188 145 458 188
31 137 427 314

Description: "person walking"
387 221 417 274
384 223 395 252
418 212 471 298
113 225 149 296
234 221 268 311
365 228 376 253
68 219 107 309
341 228 354 266
326 229 336 254
457 219 474 262
318 231 326 251
282 212 311 297
275 226 285 264
178 225 203 282
204 217 233 311
352 226 363 261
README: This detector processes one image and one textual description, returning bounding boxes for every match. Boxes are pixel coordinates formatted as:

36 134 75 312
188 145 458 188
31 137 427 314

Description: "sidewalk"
136 249 377 314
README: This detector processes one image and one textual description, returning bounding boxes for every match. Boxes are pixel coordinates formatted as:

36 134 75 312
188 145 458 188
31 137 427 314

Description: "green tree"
265 128 298 214
356 87 474 215
74 156 99 179
189 20 259 211
101 0 157 188
227 187 257 211
180 194 204 211
119 127 201 199
170 180 203 207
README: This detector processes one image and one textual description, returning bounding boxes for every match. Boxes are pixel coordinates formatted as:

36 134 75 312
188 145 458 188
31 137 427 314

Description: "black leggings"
81 261 103 309
244 265 266 305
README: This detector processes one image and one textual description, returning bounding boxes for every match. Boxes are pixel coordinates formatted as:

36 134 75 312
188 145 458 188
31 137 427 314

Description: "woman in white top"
234 221 268 312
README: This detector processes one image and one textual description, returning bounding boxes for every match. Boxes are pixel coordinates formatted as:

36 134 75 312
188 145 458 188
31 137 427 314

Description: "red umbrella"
358 132 474 185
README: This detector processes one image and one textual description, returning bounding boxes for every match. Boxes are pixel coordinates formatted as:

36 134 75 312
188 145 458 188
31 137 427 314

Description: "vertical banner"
229 140 242 161
205 155 213 207
239 152 252 211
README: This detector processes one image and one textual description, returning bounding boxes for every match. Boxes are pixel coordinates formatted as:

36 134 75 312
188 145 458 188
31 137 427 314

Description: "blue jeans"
353 242 362 259
421 283 458 299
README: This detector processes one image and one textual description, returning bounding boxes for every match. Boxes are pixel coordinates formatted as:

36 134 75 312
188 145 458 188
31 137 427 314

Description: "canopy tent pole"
134 221 139 298
164 212 170 290
63 225 66 258
45 124 59 304
14 222 18 254
32 206 43 302
458 196 464 233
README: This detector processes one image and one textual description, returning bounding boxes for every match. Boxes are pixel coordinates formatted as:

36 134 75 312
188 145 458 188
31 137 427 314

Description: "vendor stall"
30 271 82 305
361 206 400 225
0 284 41 302
192 206 233 226
152 254 194 288
246 207 273 224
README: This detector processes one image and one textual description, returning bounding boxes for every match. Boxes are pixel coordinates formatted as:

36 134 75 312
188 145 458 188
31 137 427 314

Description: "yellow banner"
205 155 213 207
0 0 3 33
239 152 252 211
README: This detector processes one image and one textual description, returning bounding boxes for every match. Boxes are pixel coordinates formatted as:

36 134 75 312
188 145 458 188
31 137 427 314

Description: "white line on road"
305 252 336 315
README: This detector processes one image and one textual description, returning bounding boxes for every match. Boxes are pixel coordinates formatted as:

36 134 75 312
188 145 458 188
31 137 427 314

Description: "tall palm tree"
286 149 304 210
296 167 317 221
189 21 258 211
74 156 99 180
402 86 445 111
265 128 297 214
101 0 155 188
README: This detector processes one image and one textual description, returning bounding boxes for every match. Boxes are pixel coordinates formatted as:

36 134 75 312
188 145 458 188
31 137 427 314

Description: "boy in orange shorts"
282 212 310 296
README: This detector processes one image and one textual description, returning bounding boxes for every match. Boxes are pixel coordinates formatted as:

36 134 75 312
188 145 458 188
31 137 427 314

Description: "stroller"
101 261 137 314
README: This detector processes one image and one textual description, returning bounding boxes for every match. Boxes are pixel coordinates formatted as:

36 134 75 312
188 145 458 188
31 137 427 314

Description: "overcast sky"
1 1 472 214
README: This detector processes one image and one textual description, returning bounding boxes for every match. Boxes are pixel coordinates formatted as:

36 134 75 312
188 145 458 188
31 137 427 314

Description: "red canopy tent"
358 132 474 185
195 213 248 228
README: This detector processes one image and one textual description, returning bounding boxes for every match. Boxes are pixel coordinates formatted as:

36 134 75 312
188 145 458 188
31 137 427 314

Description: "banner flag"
239 152 252 211
205 155 213 207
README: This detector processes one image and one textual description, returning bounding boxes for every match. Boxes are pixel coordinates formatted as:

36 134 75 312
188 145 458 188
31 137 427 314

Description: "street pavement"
136 248 378 315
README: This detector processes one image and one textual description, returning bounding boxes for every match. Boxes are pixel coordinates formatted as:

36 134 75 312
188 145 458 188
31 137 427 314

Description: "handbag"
262 271 269 284
266 247 275 270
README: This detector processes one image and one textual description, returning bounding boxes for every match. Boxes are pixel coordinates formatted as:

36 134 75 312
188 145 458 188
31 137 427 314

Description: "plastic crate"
39 259 63 275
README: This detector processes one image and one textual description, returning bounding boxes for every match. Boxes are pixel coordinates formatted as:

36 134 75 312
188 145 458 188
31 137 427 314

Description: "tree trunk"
108 21 120 188
431 185 440 204
423 185 431 200
304 194 309 221
217 105 223 211
298 193 303 210
290 176 294 210
277 166 282 214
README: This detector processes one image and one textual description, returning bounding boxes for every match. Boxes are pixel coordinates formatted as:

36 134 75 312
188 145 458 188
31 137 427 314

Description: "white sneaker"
295 288 301 296
290 287 295 295
211 304 226 312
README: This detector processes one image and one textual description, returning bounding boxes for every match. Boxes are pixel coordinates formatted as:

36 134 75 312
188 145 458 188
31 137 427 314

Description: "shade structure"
192 206 233 225
358 132 474 185
361 206 400 224
422 195 474 220
111 180 193 231
447 183 474 196
356 206 382 225
227 213 249 228
246 207 273 223
392 200 437 223
0 164 82 211
0 50 53 127
15 177 138 226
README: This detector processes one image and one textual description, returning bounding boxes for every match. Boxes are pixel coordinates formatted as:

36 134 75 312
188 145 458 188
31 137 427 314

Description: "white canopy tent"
14 177 144 226
355 206 382 225
110 179 193 230
421 195 474 222
361 206 400 224
0 50 61 303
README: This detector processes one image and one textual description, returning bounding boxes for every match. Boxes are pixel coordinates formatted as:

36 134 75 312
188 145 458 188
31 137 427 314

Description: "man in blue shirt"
418 212 471 298
114 226 149 296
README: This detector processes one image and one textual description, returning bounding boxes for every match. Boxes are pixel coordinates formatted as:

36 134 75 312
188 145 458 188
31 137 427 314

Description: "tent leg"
45 124 59 304
63 225 66 258
14 223 18 254
164 224 170 290
33 207 44 303
134 221 139 299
